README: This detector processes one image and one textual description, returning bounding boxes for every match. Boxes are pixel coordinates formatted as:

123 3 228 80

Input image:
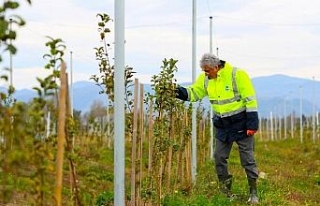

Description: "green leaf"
4 1 20 9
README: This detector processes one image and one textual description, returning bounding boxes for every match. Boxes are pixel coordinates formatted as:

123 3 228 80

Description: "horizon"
1 72 319 91
2 73 319 117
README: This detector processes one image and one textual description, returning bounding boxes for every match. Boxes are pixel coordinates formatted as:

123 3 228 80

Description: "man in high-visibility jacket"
176 53 259 204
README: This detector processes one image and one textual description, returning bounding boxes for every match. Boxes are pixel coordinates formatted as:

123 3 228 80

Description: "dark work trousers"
214 137 259 180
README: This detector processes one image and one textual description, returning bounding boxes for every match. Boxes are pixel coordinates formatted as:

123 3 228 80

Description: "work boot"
218 175 233 197
247 178 259 204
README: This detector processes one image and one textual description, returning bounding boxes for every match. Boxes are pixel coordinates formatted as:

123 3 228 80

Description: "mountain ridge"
2 74 319 117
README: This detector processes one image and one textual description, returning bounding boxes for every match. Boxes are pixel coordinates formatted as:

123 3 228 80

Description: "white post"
299 86 303 143
106 103 111 148
259 116 263 141
317 111 319 139
266 116 270 141
209 16 213 54
273 109 277 140
291 100 294 139
114 0 125 205
312 77 315 143
284 98 287 139
191 0 197 183
46 111 51 138
209 16 214 160
279 111 282 140
270 112 274 141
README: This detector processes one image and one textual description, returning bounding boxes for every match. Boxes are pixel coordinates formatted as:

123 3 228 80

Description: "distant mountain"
5 81 107 114
72 81 107 112
4 74 320 118
252 74 320 117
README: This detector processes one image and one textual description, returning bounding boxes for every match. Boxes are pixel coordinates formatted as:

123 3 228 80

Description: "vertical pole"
312 77 315 143
290 93 294 139
114 0 125 205
70 51 73 117
138 83 144 205
46 111 51 138
258 117 262 141
300 86 303 143
273 110 276 140
270 112 274 141
70 51 75 151
278 112 281 140
191 0 197 184
317 111 319 138
55 62 67 206
209 16 214 160
209 17 213 54
131 79 139 206
317 111 319 140
279 111 282 140
9 18 13 88
284 98 287 139
266 117 269 141
273 109 277 140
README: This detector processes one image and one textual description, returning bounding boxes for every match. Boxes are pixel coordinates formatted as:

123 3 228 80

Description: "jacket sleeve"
187 73 208 102
246 111 259 130
236 69 259 130
175 73 208 102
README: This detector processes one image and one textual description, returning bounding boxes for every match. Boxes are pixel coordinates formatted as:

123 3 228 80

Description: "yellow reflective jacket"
182 61 259 142
186 61 258 117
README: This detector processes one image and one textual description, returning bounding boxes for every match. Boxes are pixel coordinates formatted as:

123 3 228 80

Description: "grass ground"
2 136 319 205
169 136 320 205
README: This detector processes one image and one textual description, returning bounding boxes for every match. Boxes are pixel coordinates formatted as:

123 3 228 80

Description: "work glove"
175 86 188 101
246 129 257 136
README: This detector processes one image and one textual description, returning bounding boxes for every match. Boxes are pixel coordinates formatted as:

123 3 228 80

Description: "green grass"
162 137 320 205
1 136 319 205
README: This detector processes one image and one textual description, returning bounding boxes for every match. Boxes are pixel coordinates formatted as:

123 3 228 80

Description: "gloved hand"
175 86 188 101
247 129 257 136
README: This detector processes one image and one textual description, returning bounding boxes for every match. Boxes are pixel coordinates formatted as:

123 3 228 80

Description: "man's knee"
214 152 228 165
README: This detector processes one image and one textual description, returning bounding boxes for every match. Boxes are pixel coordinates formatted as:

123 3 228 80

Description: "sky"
1 0 320 89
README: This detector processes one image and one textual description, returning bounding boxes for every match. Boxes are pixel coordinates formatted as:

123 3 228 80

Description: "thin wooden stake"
55 61 67 206
138 83 144 205
130 78 139 206
147 99 154 206
66 73 82 206
147 100 154 175
185 110 191 189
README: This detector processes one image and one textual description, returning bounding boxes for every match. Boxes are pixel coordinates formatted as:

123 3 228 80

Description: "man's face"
203 65 219 79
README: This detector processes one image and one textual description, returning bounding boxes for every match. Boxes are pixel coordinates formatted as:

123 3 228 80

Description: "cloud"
0 67 51 90
2 0 320 90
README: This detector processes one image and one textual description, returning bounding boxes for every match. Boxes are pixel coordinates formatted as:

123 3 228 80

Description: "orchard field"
1 1 320 205
1 125 319 205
